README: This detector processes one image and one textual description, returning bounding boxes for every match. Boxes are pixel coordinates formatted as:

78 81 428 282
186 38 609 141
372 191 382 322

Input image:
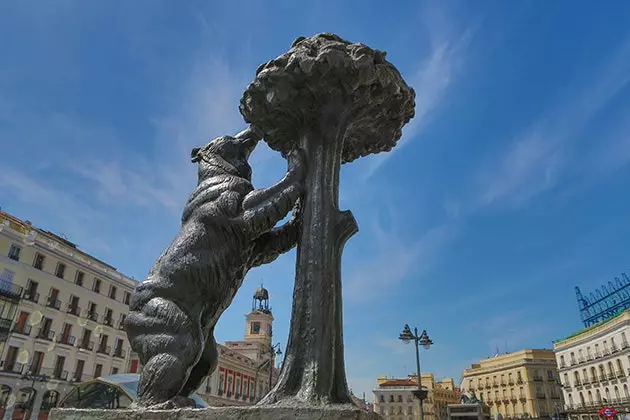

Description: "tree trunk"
260 115 358 406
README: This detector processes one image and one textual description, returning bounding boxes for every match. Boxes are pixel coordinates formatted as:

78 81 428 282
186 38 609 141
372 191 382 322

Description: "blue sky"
2 0 630 401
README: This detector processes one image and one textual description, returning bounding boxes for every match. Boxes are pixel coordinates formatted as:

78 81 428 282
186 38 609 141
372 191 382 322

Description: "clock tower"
244 285 274 347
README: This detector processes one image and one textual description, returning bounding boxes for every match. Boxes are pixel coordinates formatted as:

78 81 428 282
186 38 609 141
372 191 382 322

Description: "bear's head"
191 128 261 181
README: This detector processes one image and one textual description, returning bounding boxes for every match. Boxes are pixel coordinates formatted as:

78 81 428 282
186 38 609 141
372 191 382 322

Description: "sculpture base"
49 405 383 420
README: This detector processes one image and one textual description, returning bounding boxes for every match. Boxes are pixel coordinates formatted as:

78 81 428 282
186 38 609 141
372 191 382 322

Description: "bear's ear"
191 147 201 163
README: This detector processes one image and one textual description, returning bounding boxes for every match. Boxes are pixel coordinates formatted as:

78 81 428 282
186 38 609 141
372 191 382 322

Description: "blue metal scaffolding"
576 273 630 327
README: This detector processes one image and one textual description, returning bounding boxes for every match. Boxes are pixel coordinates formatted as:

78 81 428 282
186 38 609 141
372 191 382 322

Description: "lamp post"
267 342 282 391
399 324 433 420
20 368 48 419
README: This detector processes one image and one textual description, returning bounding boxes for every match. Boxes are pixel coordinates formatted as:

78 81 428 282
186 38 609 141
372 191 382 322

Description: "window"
111 367 119 375
250 322 261 334
548 369 554 380
31 351 45 375
123 291 131 305
53 356 65 379
8 244 21 261
379 395 384 402
119 313 127 330
104 308 113 325
236 377 241 396
75 271 84 286
108 285 117 300
218 374 225 393
33 253 45 270
47 287 60 309
93 278 101 293
0 269 15 283
94 364 103 378
74 360 85 382
227 376 233 396
55 263 66 279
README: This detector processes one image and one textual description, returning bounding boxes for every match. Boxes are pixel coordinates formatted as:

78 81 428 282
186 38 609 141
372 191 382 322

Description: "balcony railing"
0 280 23 301
599 374 608 382
117 320 126 330
595 352 602 359
622 340 629 349
36 328 55 341
603 348 611 356
0 361 25 375
77 340 94 351
12 324 32 336
536 392 546 399
96 345 111 355
102 317 113 327
46 297 61 310
113 348 126 359
533 376 543 382
57 335 76 346
84 310 99 322
611 344 619 353
559 362 566 368
66 304 81 316
22 290 39 303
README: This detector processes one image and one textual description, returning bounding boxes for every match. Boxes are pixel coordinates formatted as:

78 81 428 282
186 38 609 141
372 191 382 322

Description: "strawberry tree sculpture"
240 33 416 407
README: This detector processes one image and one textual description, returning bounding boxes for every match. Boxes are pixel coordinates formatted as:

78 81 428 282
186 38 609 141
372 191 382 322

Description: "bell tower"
244 284 274 347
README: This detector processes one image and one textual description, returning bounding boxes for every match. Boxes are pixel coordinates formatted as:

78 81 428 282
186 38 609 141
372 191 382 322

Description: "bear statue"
124 127 305 409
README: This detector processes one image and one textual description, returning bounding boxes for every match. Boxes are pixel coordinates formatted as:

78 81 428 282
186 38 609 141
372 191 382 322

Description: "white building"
554 309 630 420
0 210 139 420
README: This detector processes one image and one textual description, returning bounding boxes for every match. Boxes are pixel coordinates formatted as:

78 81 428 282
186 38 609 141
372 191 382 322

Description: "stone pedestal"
50 406 383 420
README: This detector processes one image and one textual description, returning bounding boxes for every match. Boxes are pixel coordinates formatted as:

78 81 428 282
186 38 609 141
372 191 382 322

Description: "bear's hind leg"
126 297 203 409
178 328 219 398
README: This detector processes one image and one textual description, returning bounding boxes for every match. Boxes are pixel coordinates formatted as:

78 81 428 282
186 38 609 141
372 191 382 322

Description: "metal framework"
576 273 630 327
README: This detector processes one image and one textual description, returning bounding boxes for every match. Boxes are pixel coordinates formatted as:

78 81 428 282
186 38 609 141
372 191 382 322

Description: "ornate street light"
399 324 433 420
268 343 282 391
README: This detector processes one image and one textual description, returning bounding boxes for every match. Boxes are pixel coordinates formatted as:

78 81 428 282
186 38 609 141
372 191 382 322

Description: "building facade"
373 374 461 420
554 309 630 420
0 210 136 419
462 349 564 419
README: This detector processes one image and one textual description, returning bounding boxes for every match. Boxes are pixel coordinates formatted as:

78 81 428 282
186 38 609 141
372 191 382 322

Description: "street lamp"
268 342 282 391
20 369 48 418
399 324 433 420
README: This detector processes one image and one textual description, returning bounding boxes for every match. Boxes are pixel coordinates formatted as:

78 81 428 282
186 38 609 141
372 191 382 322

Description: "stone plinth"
49 406 383 420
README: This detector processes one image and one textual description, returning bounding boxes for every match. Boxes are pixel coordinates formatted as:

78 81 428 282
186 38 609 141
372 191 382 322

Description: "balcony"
117 320 126 330
603 348 611 356
508 380 515 386
22 289 39 304
570 360 577 366
66 304 81 316
102 317 113 327
519 395 527 402
559 362 566 368
500 381 506 386
485 383 492 389
77 340 94 351
12 324 32 336
533 376 543 382
574 379 583 387
57 335 76 346
84 310 99 322
0 280 23 301
547 377 556 382
595 352 602 359
492 382 499 388
36 328 55 342
611 345 619 353
113 348 126 359
599 374 608 382
622 340 629 349
51 369 68 381
96 345 111 355
516 378 524 384
45 297 61 310
0 361 24 374
536 392 546 399
586 354 594 361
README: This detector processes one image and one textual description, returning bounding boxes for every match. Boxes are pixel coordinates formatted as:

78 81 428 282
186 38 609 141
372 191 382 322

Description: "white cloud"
364 10 480 179
477 37 630 208
344 222 457 304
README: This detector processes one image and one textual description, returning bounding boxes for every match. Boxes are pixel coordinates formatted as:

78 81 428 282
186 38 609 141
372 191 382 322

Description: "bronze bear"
124 128 304 409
